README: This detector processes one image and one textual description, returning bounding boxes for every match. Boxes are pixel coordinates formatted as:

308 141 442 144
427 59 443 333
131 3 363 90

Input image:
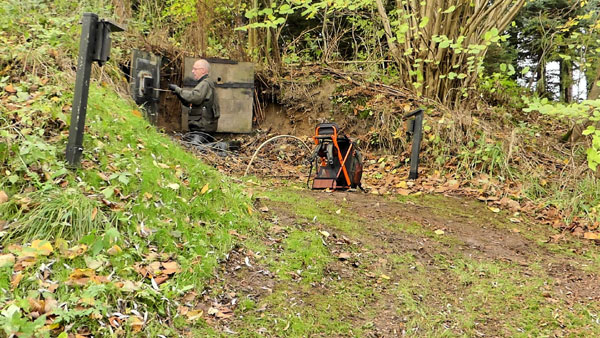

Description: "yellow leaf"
130 315 144 332
200 183 209 195
132 110 142 117
434 229 445 235
0 254 15 268
167 183 180 190
247 205 253 215
396 181 408 189
487 206 500 213
380 274 390 280
335 209 341 214
584 232 600 240
31 240 53 256
11 272 23 290
186 309 204 321
107 245 122 255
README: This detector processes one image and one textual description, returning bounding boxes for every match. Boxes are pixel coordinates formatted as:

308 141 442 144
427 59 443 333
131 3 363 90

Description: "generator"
307 123 363 190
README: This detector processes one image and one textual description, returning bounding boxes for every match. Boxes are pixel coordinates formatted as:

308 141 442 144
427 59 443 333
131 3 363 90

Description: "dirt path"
201 188 600 337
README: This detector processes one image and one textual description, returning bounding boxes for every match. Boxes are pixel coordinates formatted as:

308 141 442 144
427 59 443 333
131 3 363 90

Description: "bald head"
192 59 210 80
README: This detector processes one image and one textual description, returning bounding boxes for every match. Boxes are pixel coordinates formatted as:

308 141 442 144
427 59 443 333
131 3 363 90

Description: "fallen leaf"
161 261 180 275
200 183 209 194
584 232 600 240
167 183 180 190
129 316 144 332
216 307 234 319
509 218 521 223
91 207 97 221
186 309 204 321
511 228 521 233
84 256 104 270
11 272 23 290
132 110 142 118
4 84 16 93
120 280 141 292
259 206 269 212
207 307 219 315
319 231 330 238
0 253 15 268
434 229 445 235
487 206 501 213
0 190 8 204
335 209 341 214
380 274 391 280
63 244 87 259
338 252 351 260
107 245 122 255
31 240 53 256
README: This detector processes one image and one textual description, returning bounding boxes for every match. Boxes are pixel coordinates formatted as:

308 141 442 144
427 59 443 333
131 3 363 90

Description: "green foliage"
0 304 48 338
524 98 600 169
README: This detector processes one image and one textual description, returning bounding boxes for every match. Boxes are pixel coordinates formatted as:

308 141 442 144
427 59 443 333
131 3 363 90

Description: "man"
168 59 220 133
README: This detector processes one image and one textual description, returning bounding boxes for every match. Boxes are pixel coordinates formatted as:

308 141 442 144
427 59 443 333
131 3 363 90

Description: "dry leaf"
487 206 501 213
380 274 391 280
132 110 142 118
338 252 351 260
200 183 209 194
0 190 8 204
167 183 180 190
335 209 341 214
0 253 15 268
161 261 180 275
11 272 23 290
584 232 600 240
4 84 16 93
31 240 53 256
186 309 204 321
434 229 445 235
319 231 330 238
91 207 98 221
129 316 144 332
107 245 122 255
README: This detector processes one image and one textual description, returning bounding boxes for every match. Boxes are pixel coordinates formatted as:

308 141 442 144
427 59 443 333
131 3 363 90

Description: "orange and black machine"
307 123 363 190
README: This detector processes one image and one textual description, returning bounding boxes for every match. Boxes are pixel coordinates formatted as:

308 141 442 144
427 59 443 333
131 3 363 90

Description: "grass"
226 186 600 337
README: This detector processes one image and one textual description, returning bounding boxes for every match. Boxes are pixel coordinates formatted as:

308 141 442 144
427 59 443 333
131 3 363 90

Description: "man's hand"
168 84 180 92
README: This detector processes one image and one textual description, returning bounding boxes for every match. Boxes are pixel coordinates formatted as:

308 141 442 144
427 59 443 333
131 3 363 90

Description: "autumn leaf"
11 272 23 290
200 183 209 194
167 183 180 190
0 253 15 268
584 232 600 240
132 109 142 117
161 261 180 275
107 245 122 255
129 316 144 332
31 240 53 256
0 190 8 204
186 309 204 321
434 229 445 235
4 84 16 93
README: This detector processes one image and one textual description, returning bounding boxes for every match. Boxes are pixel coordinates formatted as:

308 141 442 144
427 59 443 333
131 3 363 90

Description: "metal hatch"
130 49 161 124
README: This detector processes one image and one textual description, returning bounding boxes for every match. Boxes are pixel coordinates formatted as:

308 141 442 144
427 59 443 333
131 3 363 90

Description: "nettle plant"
524 98 600 170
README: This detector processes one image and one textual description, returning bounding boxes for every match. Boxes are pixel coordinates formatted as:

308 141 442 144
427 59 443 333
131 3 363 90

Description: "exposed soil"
204 189 600 337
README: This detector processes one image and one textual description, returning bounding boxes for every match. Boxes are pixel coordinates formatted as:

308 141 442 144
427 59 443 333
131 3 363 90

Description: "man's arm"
176 81 210 105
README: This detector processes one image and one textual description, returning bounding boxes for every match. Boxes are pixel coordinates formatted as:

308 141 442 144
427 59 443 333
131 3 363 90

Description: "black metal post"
66 13 98 166
66 14 124 167
405 108 424 180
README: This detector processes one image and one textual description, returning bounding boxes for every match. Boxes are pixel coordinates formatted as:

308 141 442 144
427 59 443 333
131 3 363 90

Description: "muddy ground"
194 187 600 337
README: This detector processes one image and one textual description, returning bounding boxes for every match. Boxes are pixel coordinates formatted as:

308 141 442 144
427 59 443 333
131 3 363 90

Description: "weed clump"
0 188 110 243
